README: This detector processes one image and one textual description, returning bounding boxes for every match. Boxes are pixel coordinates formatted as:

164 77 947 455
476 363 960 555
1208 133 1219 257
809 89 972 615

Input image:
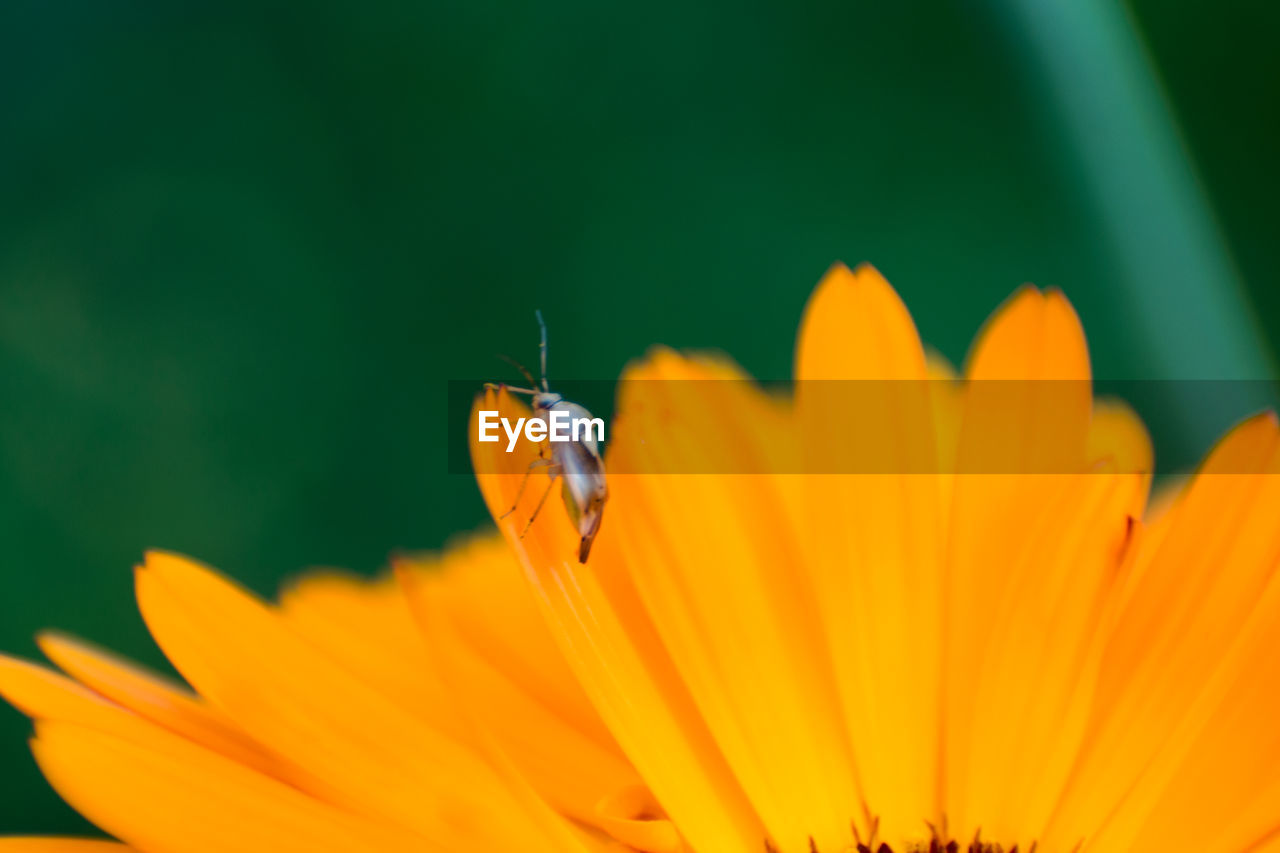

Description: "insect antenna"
535 309 550 392
496 353 539 389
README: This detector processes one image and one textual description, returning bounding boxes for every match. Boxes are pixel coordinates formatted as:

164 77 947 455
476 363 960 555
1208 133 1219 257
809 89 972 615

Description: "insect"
487 311 608 563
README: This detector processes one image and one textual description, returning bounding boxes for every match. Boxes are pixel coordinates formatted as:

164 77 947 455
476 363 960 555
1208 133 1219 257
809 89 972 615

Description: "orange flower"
4 264 1280 852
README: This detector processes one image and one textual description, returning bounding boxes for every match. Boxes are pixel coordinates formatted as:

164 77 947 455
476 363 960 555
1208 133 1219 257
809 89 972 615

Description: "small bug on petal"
486 311 608 562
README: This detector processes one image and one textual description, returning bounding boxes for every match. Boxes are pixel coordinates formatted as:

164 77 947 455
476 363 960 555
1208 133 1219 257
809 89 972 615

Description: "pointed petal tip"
0 654 96 722
817 259 891 295
965 281 1090 381
140 549 204 574
797 257 925 381
34 631 95 669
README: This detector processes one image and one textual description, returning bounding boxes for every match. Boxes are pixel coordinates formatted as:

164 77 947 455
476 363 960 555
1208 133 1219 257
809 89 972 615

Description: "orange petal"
398 537 617 745
606 351 862 852
794 263 944 840
943 287 1099 839
396 543 644 831
35 632 275 777
1089 398 1153 474
1043 413 1280 849
0 842 136 852
595 785 684 853
953 470 1145 846
795 262 930 381
32 720 433 853
276 569 448 727
471 387 766 853
0 654 426 852
964 286 1091 382
1125 561 1280 851
134 551 599 852
957 287 1092 475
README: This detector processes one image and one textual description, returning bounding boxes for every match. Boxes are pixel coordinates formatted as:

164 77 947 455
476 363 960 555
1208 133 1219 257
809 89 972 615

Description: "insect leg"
498 457 557 520
484 382 540 396
496 353 539 389
520 465 562 540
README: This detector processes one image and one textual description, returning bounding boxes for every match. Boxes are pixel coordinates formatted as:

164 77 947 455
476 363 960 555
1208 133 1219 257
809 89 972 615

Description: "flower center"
769 833 1026 853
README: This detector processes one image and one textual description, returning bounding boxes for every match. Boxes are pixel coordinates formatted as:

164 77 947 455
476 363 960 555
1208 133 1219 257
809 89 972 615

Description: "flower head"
3 264 1280 852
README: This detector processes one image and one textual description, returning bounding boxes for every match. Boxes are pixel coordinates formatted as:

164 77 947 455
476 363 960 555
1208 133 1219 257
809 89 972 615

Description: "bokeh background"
2 0 1278 836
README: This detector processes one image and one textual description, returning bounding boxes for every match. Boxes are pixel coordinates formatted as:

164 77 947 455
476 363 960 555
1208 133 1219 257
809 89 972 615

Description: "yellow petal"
0 654 141 736
397 537 618 747
964 286 1091 382
282 541 641 835
1126 560 1280 851
957 287 1092 474
276 569 443 720
595 785 684 853
942 287 1099 840
1043 413 1280 850
955 470 1144 846
795 262 929 381
0 654 257 775
396 544 644 831
35 632 275 777
134 551 598 852
1089 398 1153 474
607 350 862 852
32 720 432 853
471 387 766 853
0 654 428 852
0 841 136 852
794 262 944 840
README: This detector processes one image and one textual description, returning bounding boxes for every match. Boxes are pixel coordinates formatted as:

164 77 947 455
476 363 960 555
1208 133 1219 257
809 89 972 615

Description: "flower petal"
1089 398 1153 474
1044 413 1280 850
471 387 766 853
0 655 426 852
276 569 442 717
32 720 431 853
395 541 644 831
953 470 1145 846
395 537 618 749
595 785 683 853
284 553 641 831
0 841 136 852
35 632 274 777
942 287 1099 840
606 350 863 852
1127 562 1280 851
134 551 600 852
794 262 944 840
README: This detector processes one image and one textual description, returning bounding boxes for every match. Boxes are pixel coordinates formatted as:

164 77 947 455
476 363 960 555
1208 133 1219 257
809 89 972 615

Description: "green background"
1 0 1277 836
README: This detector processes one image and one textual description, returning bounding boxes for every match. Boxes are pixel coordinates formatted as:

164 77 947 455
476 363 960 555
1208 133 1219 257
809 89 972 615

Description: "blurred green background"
2 0 1278 836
